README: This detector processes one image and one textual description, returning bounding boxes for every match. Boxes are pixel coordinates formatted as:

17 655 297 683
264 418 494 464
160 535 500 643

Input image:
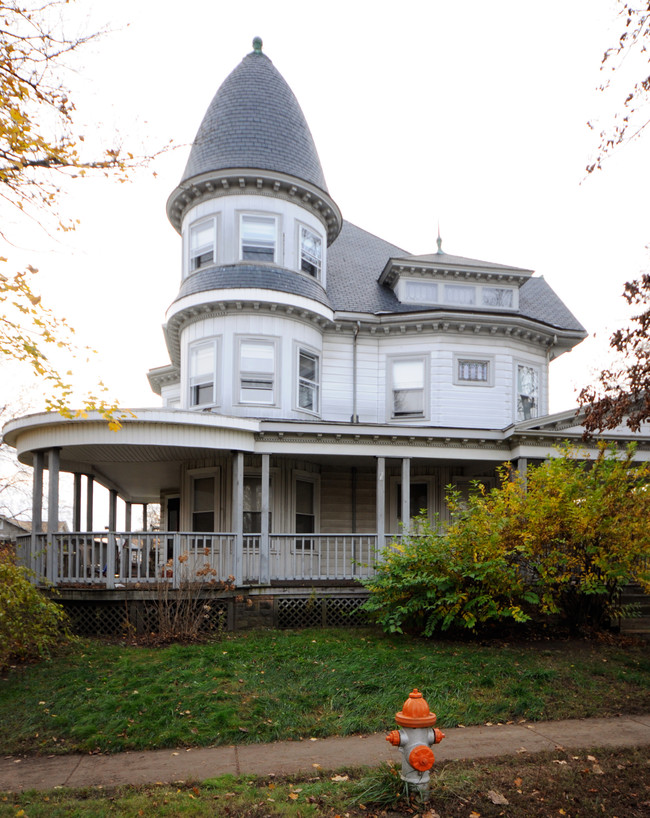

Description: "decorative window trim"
294 343 321 416
452 353 495 387
515 361 541 421
187 216 217 276
387 354 430 421
235 336 280 406
239 212 279 264
297 223 323 280
188 337 220 408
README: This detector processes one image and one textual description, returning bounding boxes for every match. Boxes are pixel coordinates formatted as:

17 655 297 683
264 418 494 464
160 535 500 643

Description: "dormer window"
482 287 514 308
240 214 277 263
189 217 216 273
444 284 476 306
299 226 322 278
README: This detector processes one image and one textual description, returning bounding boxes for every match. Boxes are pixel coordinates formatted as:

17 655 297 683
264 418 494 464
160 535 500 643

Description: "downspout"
351 321 361 423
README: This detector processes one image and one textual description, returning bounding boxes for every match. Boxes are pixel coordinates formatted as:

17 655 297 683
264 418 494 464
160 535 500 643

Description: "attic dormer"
379 242 534 312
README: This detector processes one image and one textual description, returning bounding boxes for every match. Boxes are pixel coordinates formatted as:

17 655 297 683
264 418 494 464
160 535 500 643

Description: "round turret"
167 39 341 244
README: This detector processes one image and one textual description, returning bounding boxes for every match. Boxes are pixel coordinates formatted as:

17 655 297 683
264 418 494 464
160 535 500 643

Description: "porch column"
31 451 44 579
376 456 385 552
516 457 528 489
125 502 132 532
401 457 411 535
232 451 243 586
108 489 118 532
46 448 60 583
86 475 94 532
260 453 270 585
73 473 82 532
142 503 148 532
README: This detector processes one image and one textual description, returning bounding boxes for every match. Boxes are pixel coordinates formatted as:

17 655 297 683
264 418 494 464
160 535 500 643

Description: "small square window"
299 226 322 278
458 360 489 382
445 284 476 306
241 214 276 263
482 287 514 308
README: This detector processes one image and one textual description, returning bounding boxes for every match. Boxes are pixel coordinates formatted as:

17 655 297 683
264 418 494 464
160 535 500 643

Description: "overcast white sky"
5 0 649 422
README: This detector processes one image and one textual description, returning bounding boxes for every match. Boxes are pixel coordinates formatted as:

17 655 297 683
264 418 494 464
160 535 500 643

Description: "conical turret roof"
181 40 328 192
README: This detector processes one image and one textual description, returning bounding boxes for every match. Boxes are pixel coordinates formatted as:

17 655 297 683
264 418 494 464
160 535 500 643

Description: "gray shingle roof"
181 50 328 193
327 221 586 334
175 264 332 309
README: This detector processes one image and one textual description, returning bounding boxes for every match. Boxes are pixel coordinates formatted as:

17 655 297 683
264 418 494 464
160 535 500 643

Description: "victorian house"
5 40 645 629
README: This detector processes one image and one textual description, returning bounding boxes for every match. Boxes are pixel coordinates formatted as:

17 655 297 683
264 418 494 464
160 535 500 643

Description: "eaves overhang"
163 288 335 367
331 309 586 354
166 169 343 246
378 256 534 288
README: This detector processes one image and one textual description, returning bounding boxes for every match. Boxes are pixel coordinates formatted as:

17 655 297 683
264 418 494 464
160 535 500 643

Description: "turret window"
299 226 322 278
189 339 218 407
239 338 276 404
240 214 277 263
189 217 216 273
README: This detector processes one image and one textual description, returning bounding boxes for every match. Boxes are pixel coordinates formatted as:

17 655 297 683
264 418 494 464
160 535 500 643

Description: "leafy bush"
363 445 650 636
0 548 68 670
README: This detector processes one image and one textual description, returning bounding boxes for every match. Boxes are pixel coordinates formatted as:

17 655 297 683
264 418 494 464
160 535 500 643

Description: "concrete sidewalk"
1 714 649 793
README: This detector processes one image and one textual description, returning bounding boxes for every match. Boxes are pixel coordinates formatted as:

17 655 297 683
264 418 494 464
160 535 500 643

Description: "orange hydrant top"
394 688 438 728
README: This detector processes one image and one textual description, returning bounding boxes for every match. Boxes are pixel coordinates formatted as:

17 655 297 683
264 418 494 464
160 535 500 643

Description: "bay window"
299 226 322 278
516 364 539 420
189 217 216 273
297 348 320 413
189 339 218 407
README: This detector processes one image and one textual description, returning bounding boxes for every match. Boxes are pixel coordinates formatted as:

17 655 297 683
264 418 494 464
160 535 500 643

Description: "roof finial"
252 36 263 54
436 221 443 254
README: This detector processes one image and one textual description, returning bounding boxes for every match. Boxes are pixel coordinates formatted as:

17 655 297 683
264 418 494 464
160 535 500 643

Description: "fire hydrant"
386 689 445 796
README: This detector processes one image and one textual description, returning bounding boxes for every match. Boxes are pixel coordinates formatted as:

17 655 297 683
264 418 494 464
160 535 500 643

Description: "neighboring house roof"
181 47 328 193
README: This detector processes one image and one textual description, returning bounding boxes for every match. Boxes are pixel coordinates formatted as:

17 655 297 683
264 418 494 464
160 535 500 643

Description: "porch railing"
16 531 392 587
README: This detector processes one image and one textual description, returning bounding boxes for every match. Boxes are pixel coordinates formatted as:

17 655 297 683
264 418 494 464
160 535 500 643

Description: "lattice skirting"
61 599 229 637
275 596 368 629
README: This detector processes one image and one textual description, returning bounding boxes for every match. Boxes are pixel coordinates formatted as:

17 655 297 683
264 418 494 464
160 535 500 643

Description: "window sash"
444 284 476 306
300 226 322 277
391 359 425 418
189 219 216 272
517 365 539 420
482 287 514 308
241 215 276 262
298 349 319 412
240 340 275 403
189 341 216 406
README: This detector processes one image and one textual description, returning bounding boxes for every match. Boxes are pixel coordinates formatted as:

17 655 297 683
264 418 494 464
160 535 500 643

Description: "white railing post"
172 532 181 590
260 454 270 585
106 533 116 589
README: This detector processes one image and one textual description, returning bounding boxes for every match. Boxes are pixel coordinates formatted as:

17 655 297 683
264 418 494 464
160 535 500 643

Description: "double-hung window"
295 478 316 550
240 214 277 262
516 364 539 420
297 348 320 413
239 339 276 404
299 226 322 278
189 217 216 273
189 339 217 407
390 356 427 419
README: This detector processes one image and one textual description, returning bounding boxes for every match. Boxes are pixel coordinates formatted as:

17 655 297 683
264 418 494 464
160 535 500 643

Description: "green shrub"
362 507 536 635
363 445 650 636
0 552 68 670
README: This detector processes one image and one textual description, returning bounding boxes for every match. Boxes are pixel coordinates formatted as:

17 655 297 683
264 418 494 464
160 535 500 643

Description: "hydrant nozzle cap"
394 688 437 727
